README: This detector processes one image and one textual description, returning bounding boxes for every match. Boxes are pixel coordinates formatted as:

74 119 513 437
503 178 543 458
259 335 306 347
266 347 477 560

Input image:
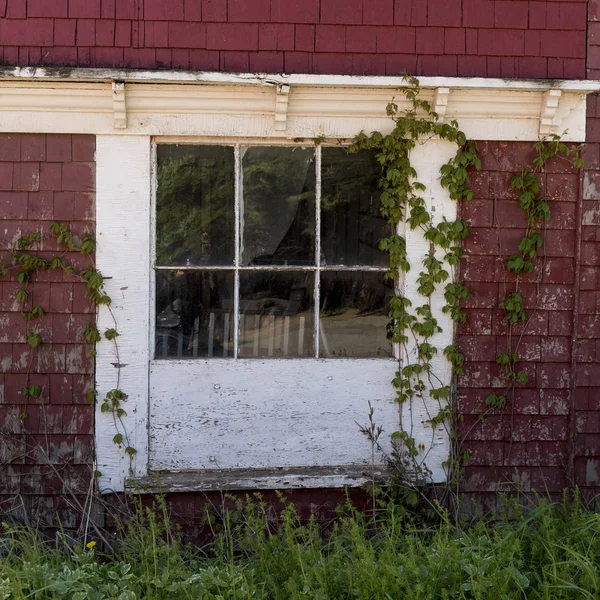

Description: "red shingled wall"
574 94 600 495
0 0 588 78
455 110 600 508
449 1 600 506
457 142 582 507
0 134 96 526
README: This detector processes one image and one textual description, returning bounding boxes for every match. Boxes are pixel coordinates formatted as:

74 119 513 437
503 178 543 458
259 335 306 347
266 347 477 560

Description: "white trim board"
95 136 151 494
0 69 593 141
3 66 600 91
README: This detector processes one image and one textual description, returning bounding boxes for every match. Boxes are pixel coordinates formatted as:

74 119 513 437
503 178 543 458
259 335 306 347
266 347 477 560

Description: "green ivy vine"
485 137 583 412
0 223 135 468
350 75 480 485
355 77 584 494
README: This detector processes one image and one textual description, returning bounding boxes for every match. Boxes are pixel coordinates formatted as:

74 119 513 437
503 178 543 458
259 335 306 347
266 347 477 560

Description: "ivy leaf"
28 385 42 398
26 332 42 349
16 288 29 302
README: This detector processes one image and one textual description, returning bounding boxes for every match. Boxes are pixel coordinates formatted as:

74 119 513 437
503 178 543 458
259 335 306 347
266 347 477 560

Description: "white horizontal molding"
0 69 594 141
3 66 600 91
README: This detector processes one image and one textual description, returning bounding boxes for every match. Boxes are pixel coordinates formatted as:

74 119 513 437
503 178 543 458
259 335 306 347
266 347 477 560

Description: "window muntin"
154 144 392 360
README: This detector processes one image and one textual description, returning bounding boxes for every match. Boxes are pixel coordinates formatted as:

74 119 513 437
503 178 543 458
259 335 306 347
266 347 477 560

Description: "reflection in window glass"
241 146 316 266
319 271 392 358
154 144 394 361
239 271 315 357
155 270 234 358
321 148 389 267
156 145 235 266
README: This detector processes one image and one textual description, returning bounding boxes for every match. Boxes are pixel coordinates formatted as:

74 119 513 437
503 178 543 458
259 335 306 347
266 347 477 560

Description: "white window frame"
146 138 404 485
94 134 461 494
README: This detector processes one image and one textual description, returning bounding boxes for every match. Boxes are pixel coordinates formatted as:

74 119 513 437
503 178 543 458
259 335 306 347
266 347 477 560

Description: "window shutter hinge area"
274 83 290 131
433 87 450 123
112 80 127 130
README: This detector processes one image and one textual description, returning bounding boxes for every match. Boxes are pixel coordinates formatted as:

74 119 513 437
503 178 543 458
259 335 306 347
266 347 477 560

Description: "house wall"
0 134 96 525
0 0 588 78
0 0 599 527
452 1 600 509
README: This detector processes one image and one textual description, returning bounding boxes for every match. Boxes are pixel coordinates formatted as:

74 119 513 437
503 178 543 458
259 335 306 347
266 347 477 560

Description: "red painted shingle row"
2 0 587 28
0 51 586 79
0 20 586 55
0 0 588 77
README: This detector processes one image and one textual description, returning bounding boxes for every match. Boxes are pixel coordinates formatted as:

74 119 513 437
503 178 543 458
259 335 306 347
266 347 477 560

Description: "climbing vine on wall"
485 138 583 416
355 76 584 496
0 223 135 469
350 75 480 486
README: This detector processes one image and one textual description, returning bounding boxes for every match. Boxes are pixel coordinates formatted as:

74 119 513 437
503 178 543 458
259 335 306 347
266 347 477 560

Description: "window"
154 144 394 361
94 134 455 492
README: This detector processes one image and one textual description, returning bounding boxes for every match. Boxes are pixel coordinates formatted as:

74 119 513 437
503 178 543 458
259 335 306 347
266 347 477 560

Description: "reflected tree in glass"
241 146 316 266
156 145 235 266
321 148 389 267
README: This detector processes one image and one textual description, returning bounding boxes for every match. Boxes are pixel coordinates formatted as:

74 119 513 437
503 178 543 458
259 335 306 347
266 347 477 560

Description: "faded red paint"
457 129 600 504
0 134 95 525
0 0 588 77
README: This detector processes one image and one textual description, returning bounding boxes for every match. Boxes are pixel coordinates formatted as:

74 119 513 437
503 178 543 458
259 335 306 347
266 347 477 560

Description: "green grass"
1 493 600 599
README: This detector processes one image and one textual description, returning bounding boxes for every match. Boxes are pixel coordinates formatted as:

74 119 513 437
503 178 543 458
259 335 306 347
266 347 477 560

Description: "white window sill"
126 465 387 493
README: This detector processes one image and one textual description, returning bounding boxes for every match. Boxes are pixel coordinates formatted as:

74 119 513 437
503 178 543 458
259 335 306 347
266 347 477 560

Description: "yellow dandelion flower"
86 541 97 550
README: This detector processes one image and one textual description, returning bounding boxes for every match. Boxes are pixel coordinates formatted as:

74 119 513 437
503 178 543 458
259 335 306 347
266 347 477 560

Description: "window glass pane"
155 270 234 358
319 271 392 358
321 148 389 267
241 146 316 266
239 271 315 357
156 145 235 266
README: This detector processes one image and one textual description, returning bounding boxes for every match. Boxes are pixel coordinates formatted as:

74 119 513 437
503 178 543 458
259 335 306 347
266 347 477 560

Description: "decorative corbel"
433 87 450 122
539 89 562 137
274 84 290 131
112 81 127 129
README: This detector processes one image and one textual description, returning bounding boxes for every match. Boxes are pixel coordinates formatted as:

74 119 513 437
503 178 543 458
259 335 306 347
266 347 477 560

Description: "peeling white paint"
95 136 151 493
0 74 592 141
149 359 400 472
